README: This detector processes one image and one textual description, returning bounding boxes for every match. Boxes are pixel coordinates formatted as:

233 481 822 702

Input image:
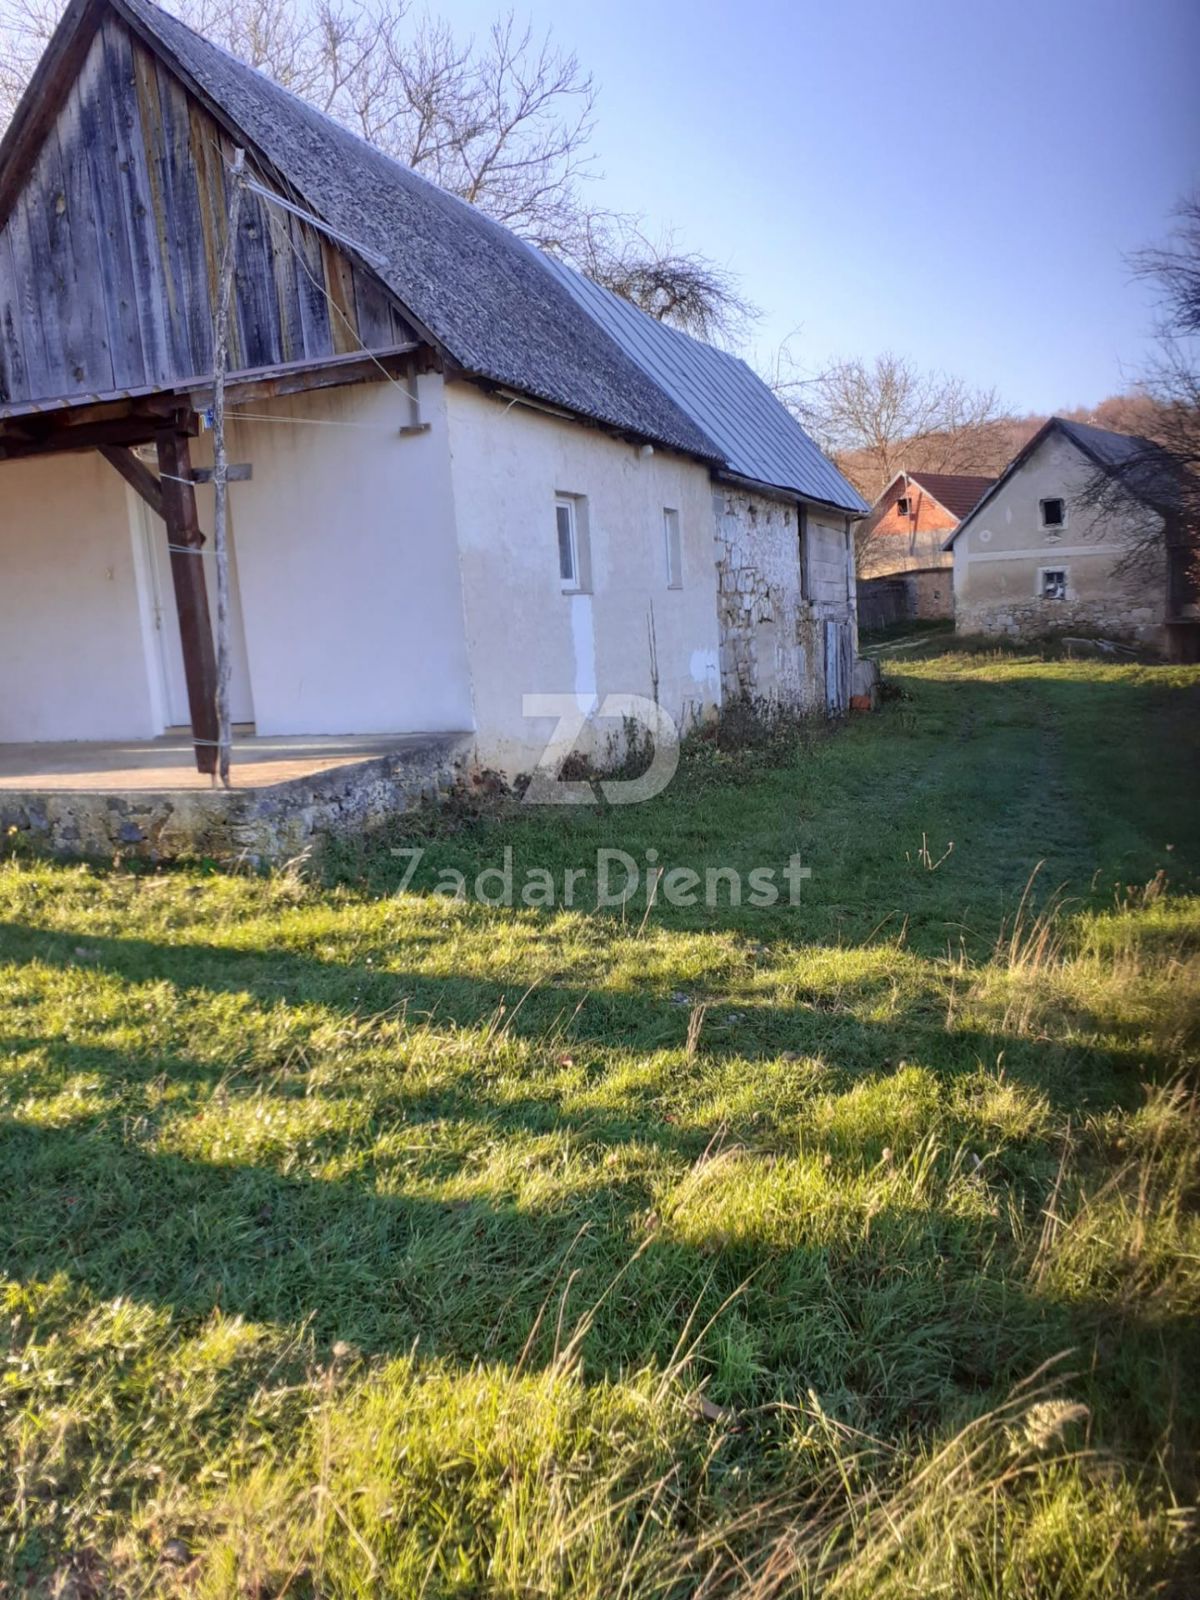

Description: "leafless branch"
806 352 1006 501
1075 194 1200 592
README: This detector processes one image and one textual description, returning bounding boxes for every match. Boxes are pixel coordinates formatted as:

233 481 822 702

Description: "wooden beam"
0 392 182 429
188 345 418 409
98 444 164 519
0 411 196 462
0 345 421 430
156 431 218 777
190 463 252 484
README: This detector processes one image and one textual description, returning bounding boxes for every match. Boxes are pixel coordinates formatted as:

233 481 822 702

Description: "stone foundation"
956 598 1166 651
0 736 471 864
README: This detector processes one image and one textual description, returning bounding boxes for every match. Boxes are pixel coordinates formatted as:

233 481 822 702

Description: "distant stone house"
0 0 866 792
945 417 1199 659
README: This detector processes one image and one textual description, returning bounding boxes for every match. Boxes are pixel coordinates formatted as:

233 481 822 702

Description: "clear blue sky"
451 0 1199 414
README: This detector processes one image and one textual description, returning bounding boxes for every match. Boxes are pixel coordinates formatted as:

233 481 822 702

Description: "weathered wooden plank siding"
100 15 173 386
0 15 412 407
5 184 55 398
77 45 146 388
0 229 29 399
289 209 333 357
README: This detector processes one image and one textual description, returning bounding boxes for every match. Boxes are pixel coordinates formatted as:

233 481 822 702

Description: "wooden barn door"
136 498 256 730
824 619 853 716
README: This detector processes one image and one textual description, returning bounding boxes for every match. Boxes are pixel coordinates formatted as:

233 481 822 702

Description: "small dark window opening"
555 497 578 588
897 496 910 517
1041 497 1065 529
1041 568 1067 601
797 505 809 600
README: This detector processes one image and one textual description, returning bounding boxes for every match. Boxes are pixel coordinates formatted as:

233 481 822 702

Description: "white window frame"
1038 565 1068 601
1039 496 1067 537
663 507 683 589
555 496 580 592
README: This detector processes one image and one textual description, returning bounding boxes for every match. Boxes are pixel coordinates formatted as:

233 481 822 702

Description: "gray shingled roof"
114 0 721 463
540 257 866 513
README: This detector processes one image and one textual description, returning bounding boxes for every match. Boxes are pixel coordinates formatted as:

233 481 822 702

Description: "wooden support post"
156 430 219 777
98 444 165 520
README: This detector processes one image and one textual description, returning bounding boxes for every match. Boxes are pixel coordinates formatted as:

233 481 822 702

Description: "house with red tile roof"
858 470 996 579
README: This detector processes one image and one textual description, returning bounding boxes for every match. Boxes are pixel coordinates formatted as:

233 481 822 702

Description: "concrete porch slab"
0 732 452 792
0 733 473 862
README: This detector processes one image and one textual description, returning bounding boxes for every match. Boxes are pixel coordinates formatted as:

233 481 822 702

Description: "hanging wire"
209 135 422 411
223 409 403 431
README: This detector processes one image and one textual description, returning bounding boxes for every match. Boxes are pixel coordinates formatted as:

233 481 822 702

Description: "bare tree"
1138 192 1200 340
0 0 55 113
0 0 749 337
1075 194 1200 597
564 212 754 343
806 352 1006 502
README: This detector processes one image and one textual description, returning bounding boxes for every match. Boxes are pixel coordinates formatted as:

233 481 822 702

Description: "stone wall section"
714 490 854 709
956 595 1165 647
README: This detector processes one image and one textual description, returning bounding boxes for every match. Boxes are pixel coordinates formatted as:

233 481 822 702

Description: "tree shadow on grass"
0 920 1162 1116
2 1101 1196 1479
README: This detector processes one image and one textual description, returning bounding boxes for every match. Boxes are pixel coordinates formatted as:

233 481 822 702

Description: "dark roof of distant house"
1055 418 1177 500
541 258 867 512
943 416 1181 550
3 0 864 509
903 472 997 521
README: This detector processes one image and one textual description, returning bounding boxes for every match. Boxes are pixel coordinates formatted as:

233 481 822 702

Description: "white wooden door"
138 499 256 729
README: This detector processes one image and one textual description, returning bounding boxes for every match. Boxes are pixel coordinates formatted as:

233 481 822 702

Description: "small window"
897 496 910 517
555 497 579 590
663 507 682 588
1040 568 1067 601
797 505 809 600
1040 497 1065 531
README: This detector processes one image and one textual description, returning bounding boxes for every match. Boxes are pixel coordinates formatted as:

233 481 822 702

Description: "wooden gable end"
0 12 414 410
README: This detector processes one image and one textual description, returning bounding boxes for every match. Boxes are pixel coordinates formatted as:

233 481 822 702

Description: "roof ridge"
533 252 751 369
1054 414 1161 454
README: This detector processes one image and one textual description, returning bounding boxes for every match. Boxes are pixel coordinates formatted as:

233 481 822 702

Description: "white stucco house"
0 0 866 807
947 417 1199 659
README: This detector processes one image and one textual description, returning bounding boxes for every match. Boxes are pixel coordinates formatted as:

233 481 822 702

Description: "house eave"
715 468 863 519
0 344 422 457
460 370 726 468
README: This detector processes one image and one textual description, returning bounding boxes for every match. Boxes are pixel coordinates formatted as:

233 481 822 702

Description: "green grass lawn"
2 651 1198 1598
